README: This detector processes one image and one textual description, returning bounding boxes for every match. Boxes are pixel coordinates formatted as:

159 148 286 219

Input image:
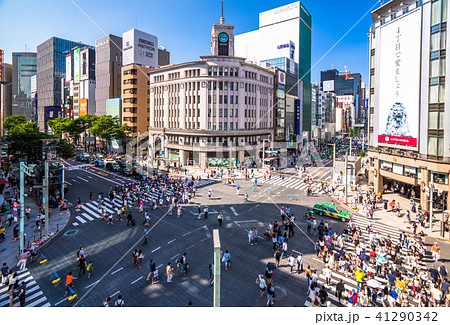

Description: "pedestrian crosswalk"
302 212 427 307
258 176 326 194
70 179 214 227
0 268 51 307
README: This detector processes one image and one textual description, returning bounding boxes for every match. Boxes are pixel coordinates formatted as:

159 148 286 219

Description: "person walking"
288 254 295 273
114 295 125 307
266 282 275 307
17 281 26 307
137 250 144 269
297 253 304 273
17 251 28 271
64 272 77 296
166 262 174 283
256 274 267 297
146 259 156 283
431 242 441 262
222 250 231 270
1 263 9 285
197 205 202 220
78 255 87 277
217 212 223 226
87 261 94 279
323 265 332 286
275 249 282 268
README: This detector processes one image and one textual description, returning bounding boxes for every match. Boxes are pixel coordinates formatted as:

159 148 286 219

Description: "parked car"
94 160 105 167
106 163 120 172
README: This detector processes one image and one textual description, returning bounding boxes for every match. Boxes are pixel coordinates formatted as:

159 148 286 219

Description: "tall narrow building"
12 52 37 121
95 34 123 116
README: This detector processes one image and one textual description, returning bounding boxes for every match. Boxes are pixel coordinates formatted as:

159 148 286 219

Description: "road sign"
13 210 18 217
67 164 88 171
237 160 240 165
13 201 18 208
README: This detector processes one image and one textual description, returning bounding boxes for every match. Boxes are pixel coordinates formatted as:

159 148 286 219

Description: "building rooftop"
371 0 416 22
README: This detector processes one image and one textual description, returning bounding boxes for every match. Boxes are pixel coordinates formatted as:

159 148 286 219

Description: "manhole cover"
64 230 79 237
273 286 287 301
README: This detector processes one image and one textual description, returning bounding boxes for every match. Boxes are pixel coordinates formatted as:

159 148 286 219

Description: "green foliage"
47 117 71 138
58 138 75 159
3 115 38 133
89 115 130 149
5 131 47 163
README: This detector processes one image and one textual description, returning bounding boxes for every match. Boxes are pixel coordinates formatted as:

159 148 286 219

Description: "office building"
235 1 312 142
121 29 169 137
95 34 123 116
71 47 96 118
368 0 450 212
0 62 12 136
148 14 274 168
37 37 92 130
12 52 37 121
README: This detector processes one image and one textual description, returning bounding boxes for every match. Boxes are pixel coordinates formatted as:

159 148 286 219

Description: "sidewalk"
0 193 70 269
329 169 447 242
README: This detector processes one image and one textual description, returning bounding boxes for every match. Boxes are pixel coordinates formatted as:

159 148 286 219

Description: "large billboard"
65 54 72 83
122 29 158 67
79 98 88 116
74 48 80 84
378 10 421 148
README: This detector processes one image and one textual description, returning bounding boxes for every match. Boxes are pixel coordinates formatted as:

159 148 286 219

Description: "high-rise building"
368 0 450 213
12 52 37 121
148 14 274 168
121 29 169 137
0 62 12 136
37 37 92 130
235 1 312 143
95 34 123 116
72 47 96 118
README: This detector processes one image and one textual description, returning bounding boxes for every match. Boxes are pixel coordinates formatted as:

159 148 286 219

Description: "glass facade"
12 52 37 121
37 37 92 130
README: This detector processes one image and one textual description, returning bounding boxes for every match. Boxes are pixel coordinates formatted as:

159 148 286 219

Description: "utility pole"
19 164 25 252
61 163 65 202
345 151 348 205
213 229 221 307
262 139 267 173
44 161 49 238
332 143 336 183
430 179 434 233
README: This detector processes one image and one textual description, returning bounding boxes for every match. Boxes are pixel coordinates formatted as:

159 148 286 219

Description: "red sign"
13 201 18 208
13 210 18 217
0 49 3 82
378 135 417 147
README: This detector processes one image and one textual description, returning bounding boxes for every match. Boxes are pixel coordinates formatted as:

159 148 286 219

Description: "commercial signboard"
79 98 88 116
65 54 72 83
277 70 286 85
122 29 158 67
377 9 421 148
259 1 300 28
44 106 62 132
323 80 334 92
74 48 80 84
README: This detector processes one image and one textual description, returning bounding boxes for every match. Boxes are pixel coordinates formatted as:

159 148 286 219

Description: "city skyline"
0 0 379 83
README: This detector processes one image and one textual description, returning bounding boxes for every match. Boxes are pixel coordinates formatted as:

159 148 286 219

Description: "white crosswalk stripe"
259 176 327 195
0 270 51 307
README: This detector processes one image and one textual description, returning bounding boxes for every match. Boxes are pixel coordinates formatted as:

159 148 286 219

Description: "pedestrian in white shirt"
323 265 332 286
288 254 295 273
297 254 304 273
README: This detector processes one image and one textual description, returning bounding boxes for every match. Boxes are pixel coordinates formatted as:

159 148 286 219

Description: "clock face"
219 33 229 43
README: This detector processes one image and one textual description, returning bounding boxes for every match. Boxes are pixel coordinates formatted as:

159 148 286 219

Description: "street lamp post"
213 229 221 307
262 139 267 173
345 151 348 205
19 162 34 252
332 143 336 183
430 179 434 233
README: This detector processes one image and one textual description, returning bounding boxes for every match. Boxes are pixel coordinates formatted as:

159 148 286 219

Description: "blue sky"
0 0 380 83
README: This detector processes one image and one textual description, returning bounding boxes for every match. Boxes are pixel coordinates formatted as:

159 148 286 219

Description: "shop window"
432 171 449 184
380 161 393 172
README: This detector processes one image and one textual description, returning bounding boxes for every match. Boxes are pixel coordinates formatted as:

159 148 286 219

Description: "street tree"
47 117 71 139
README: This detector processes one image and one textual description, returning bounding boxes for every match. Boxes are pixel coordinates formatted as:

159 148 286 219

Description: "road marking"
171 254 179 260
156 264 163 269
182 232 191 236
234 219 259 223
54 297 69 306
186 244 195 250
81 213 94 221
152 246 161 253
131 276 143 285
65 181 72 186
111 267 123 275
109 291 120 298
72 222 79 226
167 239 176 244
75 216 86 224
87 176 93 179
257 236 264 239
255 204 260 207
292 249 302 255
230 207 239 216
77 176 89 182
26 296 47 307
85 280 100 289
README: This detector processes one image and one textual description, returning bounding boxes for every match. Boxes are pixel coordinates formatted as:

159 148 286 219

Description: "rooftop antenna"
220 1 225 24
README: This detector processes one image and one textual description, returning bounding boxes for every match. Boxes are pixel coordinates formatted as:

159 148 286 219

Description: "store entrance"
383 178 420 200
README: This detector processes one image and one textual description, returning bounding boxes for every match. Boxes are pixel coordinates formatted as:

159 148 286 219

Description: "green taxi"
312 203 350 222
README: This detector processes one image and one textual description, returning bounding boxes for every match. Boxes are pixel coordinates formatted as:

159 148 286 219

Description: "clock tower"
211 4 234 57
